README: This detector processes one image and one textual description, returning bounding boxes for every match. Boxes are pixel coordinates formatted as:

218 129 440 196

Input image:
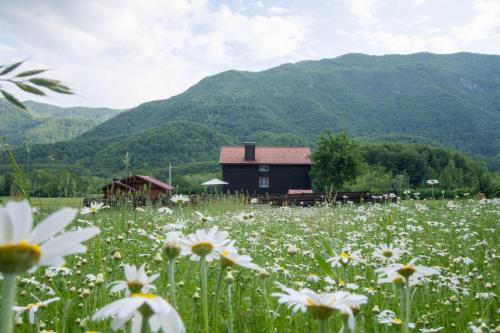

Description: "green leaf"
28 77 60 87
28 78 73 95
0 61 23 76
1 89 27 110
15 69 48 77
315 252 335 277
47 84 73 95
14 82 46 96
2 145 30 202
320 237 335 256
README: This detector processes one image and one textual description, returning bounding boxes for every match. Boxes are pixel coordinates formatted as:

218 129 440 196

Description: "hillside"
0 99 125 146
5 52 500 174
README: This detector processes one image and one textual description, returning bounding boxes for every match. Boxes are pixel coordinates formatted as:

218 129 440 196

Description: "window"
259 176 269 188
259 165 270 172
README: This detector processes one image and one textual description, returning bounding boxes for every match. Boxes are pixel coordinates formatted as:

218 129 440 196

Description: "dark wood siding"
222 164 311 195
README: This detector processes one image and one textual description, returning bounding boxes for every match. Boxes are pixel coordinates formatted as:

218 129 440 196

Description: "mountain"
5 52 500 175
0 99 125 146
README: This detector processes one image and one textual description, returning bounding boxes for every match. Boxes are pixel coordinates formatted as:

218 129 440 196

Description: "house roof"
135 175 175 191
102 181 136 191
102 175 175 191
219 146 312 165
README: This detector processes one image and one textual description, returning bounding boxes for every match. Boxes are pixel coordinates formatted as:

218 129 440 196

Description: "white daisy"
377 258 440 285
373 243 402 262
195 211 214 223
219 245 261 270
272 283 367 328
163 231 183 260
157 207 173 215
108 264 159 295
328 249 363 267
13 297 60 324
179 226 231 261
80 202 110 215
170 194 190 205
92 293 184 333
45 266 73 277
0 200 100 273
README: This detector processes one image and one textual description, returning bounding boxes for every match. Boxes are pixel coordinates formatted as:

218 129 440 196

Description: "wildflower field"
1 197 498 333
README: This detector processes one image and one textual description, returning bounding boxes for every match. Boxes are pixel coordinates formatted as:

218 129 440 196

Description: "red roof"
135 175 175 191
219 146 312 165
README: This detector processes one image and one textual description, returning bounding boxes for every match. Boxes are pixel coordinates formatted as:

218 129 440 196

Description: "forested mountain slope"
5 52 500 174
0 99 125 146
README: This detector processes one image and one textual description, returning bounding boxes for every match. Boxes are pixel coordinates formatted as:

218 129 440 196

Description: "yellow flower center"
339 252 352 264
382 249 394 257
26 303 37 310
392 317 403 325
192 242 214 257
0 240 41 273
131 293 156 299
90 207 97 213
397 264 416 278
221 250 235 267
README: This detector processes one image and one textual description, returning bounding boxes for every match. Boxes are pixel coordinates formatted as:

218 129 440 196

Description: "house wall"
221 164 311 195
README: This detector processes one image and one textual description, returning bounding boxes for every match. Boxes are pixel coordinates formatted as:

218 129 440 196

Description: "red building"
102 175 175 200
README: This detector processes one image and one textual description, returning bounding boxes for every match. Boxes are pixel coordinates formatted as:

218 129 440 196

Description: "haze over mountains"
4 52 500 174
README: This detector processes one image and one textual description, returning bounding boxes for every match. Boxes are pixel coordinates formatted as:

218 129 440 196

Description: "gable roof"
135 175 175 190
102 175 175 191
102 181 136 191
219 146 312 165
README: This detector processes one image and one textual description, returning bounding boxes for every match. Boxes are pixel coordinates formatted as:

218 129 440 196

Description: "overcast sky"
1 0 499 108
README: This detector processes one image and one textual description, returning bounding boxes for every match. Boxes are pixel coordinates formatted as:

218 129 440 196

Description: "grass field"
2 197 499 333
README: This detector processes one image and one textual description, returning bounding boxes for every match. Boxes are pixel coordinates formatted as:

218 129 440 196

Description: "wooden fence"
82 191 396 208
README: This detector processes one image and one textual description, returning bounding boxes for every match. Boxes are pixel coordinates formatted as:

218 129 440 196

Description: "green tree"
310 131 363 191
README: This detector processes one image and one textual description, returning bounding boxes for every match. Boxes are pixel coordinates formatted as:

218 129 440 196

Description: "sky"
1 0 499 109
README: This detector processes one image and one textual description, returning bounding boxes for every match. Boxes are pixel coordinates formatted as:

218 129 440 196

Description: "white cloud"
345 0 381 28
0 0 310 108
343 0 500 54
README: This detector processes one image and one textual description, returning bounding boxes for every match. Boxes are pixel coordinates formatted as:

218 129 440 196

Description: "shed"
102 175 175 200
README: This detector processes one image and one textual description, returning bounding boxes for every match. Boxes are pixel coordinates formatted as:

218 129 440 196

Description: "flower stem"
227 282 234 333
1 273 18 333
318 319 327 333
140 313 149 333
403 281 412 333
168 259 176 307
212 265 224 333
261 278 274 333
200 258 209 333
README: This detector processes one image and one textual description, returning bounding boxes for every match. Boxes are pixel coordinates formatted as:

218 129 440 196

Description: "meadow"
2 196 499 333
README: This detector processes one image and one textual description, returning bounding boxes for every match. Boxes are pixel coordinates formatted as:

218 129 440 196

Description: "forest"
1 139 497 197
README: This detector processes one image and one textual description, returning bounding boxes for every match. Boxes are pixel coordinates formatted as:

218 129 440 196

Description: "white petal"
0 207 13 243
40 227 100 257
6 200 33 242
28 208 77 244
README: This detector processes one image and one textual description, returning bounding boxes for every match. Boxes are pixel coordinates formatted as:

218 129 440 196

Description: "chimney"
244 142 256 161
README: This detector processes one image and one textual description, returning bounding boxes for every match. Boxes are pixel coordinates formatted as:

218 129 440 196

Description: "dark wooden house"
220 142 312 195
102 175 175 201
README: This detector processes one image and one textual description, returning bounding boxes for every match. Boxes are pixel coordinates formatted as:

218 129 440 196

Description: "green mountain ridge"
4 52 500 176
0 99 125 146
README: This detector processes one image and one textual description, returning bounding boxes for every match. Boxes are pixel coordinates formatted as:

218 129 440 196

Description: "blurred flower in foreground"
92 293 184 333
